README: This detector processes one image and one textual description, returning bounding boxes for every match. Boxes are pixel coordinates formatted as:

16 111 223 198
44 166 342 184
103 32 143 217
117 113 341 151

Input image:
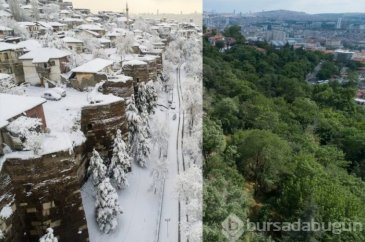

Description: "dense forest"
203 26 365 242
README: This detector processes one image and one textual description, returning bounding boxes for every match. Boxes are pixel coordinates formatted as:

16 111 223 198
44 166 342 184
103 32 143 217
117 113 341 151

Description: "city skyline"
204 0 365 14
70 0 202 14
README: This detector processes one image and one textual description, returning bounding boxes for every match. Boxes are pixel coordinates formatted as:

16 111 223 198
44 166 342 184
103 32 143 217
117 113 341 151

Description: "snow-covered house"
99 37 111 48
18 22 39 38
62 36 84 53
38 21 68 32
16 39 42 52
0 26 14 39
69 58 113 90
0 42 25 83
60 17 84 29
0 93 47 154
78 24 105 36
19 48 71 85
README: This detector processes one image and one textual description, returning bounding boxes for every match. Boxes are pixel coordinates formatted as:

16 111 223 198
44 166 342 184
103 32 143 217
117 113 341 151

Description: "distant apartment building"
265 30 287 42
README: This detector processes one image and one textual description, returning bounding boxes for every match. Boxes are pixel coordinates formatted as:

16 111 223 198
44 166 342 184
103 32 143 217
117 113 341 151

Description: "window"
88 123 92 130
49 61 56 66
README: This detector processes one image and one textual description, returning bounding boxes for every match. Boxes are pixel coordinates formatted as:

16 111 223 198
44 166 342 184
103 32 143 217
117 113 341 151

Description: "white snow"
71 58 113 73
0 42 20 52
19 48 71 63
107 75 133 83
0 205 12 219
81 74 180 242
122 60 147 67
0 93 46 123
62 36 83 43
16 39 42 52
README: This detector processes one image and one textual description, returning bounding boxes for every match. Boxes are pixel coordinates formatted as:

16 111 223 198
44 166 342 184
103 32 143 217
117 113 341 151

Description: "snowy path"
81 73 182 241
157 67 182 242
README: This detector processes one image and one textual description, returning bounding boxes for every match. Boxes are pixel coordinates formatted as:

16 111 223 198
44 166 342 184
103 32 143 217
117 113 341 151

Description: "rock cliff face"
1 145 89 242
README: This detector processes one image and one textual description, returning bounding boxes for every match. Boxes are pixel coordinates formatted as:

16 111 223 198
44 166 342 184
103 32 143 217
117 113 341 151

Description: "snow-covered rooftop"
107 74 133 83
122 59 147 67
62 36 83 43
0 25 12 31
19 48 71 63
16 39 42 52
0 42 21 52
71 58 113 73
0 10 11 17
78 24 104 31
0 93 46 123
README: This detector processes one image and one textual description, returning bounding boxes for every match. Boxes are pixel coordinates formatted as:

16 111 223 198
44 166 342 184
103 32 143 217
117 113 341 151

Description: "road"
157 64 185 242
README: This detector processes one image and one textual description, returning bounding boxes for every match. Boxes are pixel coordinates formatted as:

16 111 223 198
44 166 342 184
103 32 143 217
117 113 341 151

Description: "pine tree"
126 95 141 144
109 129 131 189
145 80 158 114
135 81 158 115
39 228 58 242
88 149 107 186
135 82 148 113
95 178 122 234
135 125 151 167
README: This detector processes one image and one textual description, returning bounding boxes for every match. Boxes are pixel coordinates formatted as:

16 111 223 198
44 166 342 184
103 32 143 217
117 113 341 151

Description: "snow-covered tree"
88 149 107 186
39 228 58 242
30 0 39 21
2 18 30 39
134 125 150 167
95 178 122 233
109 129 131 189
43 4 59 21
78 32 101 53
6 116 43 154
176 165 202 241
145 80 158 114
0 75 24 94
115 32 135 58
126 95 141 138
8 0 22 21
135 81 157 115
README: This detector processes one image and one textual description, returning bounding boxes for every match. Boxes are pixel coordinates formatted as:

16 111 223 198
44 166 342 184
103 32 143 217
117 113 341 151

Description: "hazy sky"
204 0 365 14
70 0 202 14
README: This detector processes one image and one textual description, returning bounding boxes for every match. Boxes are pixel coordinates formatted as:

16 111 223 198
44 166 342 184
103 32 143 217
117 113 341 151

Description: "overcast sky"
204 0 365 14
70 0 201 14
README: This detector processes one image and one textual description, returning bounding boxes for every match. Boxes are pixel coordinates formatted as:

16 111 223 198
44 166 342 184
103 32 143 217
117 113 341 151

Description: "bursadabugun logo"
222 214 363 241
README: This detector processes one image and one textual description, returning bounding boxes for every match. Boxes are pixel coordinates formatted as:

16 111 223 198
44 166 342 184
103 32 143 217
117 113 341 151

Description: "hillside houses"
0 3 201 240
19 48 71 85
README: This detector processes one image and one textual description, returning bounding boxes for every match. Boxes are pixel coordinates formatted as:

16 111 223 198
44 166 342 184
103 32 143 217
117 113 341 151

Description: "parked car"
42 90 61 101
51 87 66 97
171 101 176 109
172 113 177 120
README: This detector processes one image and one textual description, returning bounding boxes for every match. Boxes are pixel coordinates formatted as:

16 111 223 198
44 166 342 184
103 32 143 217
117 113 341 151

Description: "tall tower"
126 2 130 30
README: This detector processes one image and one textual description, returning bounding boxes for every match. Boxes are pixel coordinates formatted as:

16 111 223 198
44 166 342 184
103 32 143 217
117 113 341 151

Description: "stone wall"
0 171 24 242
101 79 134 99
122 64 149 85
70 73 108 91
81 100 128 158
1 144 89 242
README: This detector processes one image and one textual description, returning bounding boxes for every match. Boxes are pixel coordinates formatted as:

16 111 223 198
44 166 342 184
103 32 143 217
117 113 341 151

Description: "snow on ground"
25 86 88 150
81 76 181 242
